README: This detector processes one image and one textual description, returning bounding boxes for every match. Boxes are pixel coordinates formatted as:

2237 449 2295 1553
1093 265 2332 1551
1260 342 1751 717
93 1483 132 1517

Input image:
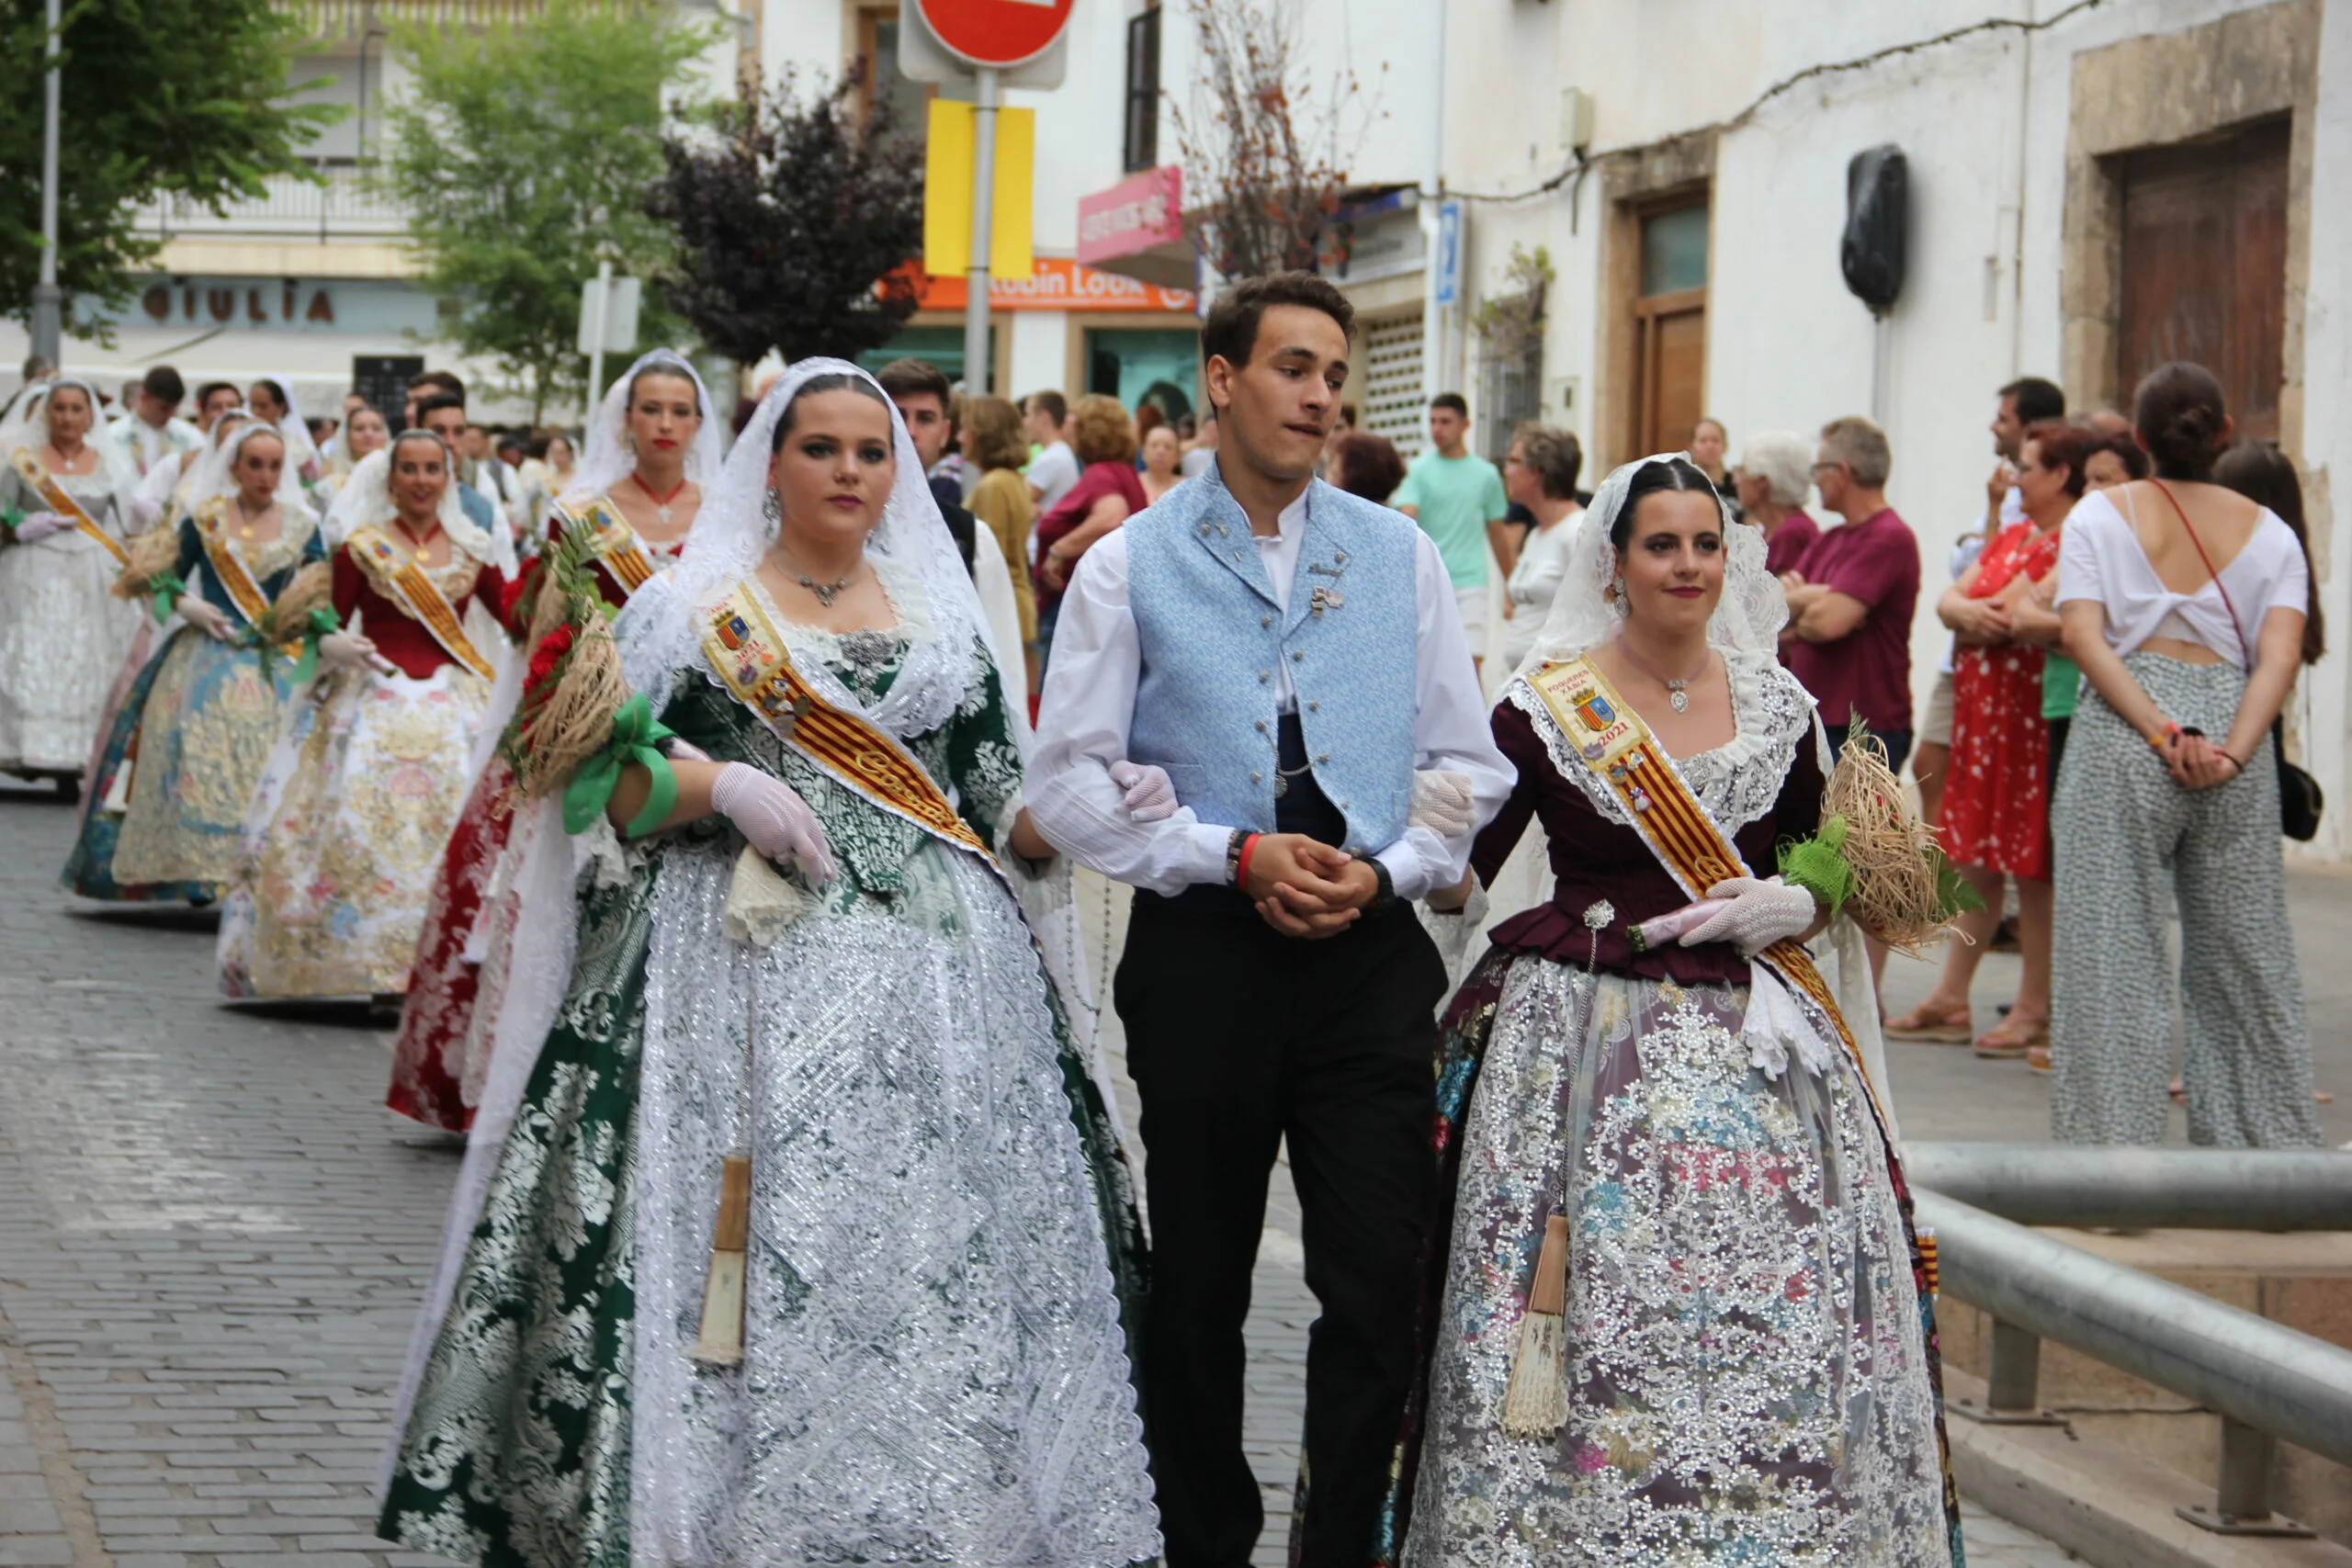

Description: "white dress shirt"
1025 485 1515 901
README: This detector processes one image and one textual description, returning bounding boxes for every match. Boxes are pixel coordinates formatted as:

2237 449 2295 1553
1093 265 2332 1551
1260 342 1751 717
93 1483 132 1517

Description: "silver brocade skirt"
1404 954 1956 1567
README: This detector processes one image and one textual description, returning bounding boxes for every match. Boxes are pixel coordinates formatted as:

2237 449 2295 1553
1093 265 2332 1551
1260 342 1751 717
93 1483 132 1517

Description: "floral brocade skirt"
388 754 521 1130
0 533 145 776
1390 949 1962 1567
63 626 300 900
218 662 490 998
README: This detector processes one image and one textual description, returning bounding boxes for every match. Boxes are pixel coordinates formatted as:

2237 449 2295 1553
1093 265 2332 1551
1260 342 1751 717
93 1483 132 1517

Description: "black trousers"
1114 898 1447 1568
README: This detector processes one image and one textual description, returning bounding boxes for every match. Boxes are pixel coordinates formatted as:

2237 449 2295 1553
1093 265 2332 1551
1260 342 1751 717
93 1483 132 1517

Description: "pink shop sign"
1078 165 1184 267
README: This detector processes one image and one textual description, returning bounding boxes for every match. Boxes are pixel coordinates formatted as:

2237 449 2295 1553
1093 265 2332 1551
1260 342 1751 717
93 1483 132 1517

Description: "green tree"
381 0 711 422
0 0 339 335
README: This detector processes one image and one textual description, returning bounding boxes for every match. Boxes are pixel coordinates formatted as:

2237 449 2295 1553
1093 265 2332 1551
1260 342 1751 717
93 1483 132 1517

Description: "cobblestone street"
1 780 2089 1568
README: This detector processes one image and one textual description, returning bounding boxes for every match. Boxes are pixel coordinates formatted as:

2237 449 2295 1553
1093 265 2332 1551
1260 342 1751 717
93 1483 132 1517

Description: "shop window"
1084 326 1197 421
1123 6 1161 173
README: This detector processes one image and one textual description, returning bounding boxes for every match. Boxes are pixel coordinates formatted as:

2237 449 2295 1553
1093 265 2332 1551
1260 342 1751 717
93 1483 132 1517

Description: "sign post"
903 0 1075 394
577 263 641 411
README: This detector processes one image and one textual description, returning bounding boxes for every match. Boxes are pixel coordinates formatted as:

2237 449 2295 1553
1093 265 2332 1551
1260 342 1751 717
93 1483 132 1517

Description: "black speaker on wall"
1842 145 1908 314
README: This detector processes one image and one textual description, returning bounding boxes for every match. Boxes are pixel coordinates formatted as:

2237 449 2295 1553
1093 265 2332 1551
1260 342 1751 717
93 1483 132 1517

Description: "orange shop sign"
909 257 1197 313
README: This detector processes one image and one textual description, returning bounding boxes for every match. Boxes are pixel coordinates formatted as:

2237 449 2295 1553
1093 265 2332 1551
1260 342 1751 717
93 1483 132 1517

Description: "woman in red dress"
1886 421 2095 1056
387 349 723 1133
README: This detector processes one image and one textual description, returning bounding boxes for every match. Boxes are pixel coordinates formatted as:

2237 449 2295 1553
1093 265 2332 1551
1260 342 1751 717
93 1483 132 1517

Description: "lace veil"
0 377 140 493
614 356 999 736
323 437 519 578
254 376 322 475
569 348 728 504
190 414 316 518
1510 450 1788 681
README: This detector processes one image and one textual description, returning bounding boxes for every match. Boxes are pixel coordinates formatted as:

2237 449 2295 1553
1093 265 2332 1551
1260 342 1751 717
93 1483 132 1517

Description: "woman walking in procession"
2050 364 2326 1146
378 361 1158 1567
1389 454 1962 1564
389 348 723 1134
0 378 144 792
217 431 516 1000
63 420 324 902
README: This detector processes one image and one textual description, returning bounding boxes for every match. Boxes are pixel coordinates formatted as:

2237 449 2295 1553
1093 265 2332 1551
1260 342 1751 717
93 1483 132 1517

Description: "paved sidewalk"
0 784 2085 1568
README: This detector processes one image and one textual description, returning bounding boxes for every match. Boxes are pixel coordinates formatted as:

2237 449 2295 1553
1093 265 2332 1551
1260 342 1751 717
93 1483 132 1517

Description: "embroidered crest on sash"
552 494 656 598
697 581 997 873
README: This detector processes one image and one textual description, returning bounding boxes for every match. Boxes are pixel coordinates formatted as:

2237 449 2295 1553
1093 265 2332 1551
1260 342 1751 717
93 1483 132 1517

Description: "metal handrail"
1905 1143 2352 1230
1918 1191 2352 1532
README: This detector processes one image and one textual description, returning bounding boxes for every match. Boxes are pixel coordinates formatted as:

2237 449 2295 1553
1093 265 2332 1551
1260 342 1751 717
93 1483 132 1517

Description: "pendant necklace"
781 549 857 607
1616 637 1709 714
633 471 690 530
1272 761 1313 799
232 495 262 541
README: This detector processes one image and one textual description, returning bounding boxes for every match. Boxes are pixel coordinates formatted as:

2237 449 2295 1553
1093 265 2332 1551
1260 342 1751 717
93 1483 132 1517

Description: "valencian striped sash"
1526 654 1885 1115
551 494 657 599
191 497 280 634
345 524 494 680
699 581 998 873
10 448 131 567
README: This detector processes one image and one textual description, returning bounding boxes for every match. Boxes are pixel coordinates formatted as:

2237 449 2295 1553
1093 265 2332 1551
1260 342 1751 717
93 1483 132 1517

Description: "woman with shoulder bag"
2049 363 2325 1147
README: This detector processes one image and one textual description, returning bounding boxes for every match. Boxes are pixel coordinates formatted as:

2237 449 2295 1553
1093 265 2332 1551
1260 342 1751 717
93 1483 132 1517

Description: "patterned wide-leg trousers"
2050 654 2324 1146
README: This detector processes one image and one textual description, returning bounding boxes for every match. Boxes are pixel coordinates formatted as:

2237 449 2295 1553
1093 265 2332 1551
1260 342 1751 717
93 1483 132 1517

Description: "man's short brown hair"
875 356 952 407
1201 272 1355 373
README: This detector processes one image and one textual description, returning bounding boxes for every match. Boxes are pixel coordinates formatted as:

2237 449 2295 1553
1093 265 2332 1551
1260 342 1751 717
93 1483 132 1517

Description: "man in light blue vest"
1026 272 1511 1568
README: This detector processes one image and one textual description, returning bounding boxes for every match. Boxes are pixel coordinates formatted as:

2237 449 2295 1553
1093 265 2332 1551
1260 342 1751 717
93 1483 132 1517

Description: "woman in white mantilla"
63 419 324 901
0 378 145 788
1384 456 1962 1565
390 348 725 1133
218 432 517 999
377 361 1159 1567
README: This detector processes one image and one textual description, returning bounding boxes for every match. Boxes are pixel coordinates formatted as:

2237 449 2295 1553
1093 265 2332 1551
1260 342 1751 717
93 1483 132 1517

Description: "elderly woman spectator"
1325 429 1406 505
1732 429 1820 577
1034 393 1147 669
2048 365 2325 1146
1498 423 1585 671
1139 422 1184 505
1886 419 2092 1059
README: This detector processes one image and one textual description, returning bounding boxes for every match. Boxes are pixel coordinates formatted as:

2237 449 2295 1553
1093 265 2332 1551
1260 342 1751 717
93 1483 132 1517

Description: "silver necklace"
1616 637 1709 714
1272 761 1313 798
789 560 857 606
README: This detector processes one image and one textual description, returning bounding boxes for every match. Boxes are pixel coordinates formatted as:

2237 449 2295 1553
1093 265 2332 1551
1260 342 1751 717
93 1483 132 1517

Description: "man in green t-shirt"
1395 392 1511 670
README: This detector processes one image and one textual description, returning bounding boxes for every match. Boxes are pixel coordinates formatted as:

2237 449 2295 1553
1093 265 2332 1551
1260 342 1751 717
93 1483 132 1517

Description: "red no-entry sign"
911 0 1074 69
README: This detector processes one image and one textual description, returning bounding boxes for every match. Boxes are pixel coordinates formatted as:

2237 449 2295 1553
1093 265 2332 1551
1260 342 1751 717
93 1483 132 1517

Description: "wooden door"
1636 289 1706 455
2116 118 2289 441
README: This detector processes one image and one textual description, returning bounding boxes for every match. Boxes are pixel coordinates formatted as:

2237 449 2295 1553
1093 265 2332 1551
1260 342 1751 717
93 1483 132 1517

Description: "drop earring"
762 488 782 524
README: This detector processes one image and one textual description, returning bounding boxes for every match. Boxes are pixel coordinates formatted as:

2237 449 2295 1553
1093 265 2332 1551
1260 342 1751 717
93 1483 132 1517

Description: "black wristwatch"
1354 852 1399 912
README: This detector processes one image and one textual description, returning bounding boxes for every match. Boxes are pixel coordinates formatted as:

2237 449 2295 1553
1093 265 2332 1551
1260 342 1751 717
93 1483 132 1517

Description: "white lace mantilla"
1506 649 1816 835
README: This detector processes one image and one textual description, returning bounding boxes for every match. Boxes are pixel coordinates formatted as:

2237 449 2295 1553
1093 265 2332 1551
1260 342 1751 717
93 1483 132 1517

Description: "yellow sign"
922 99 1035 279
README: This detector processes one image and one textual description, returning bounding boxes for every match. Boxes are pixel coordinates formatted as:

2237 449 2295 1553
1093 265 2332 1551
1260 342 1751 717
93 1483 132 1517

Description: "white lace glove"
176 595 235 641
711 761 836 886
130 496 164 529
1678 876 1820 955
1409 769 1477 837
318 629 379 671
12 512 67 544
1107 759 1179 822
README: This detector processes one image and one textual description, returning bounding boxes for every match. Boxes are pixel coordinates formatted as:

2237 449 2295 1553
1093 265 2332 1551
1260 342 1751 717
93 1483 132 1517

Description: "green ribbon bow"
0 501 22 536
562 692 678 839
149 570 189 625
1777 814 1858 918
282 606 343 686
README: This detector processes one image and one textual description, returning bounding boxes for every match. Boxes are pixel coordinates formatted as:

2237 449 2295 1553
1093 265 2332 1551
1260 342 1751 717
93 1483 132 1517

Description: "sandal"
1884 1003 1973 1043
2026 1043 2052 1073
1973 1019 2049 1059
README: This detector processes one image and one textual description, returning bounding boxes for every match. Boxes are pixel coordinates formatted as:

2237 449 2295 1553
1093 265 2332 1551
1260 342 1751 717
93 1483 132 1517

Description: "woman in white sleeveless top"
2050 362 2324 1146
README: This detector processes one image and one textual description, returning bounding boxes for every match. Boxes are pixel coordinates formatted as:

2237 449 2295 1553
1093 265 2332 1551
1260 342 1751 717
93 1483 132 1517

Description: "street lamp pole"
30 0 64 367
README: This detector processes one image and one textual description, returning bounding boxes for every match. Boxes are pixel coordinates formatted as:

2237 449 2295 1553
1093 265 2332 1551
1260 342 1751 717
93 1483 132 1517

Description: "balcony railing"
277 0 552 41
139 162 407 243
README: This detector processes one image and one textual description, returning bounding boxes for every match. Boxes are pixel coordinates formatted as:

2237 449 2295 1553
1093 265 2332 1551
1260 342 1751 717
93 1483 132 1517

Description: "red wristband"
1236 832 1261 894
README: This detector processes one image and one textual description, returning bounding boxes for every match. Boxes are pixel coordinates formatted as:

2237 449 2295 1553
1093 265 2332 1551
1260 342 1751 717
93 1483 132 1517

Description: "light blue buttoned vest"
1125 461 1419 853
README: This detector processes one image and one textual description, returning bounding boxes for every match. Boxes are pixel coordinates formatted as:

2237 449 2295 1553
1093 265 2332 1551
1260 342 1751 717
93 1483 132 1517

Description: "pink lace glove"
1678 876 1819 955
176 596 235 641
12 512 68 544
318 629 387 673
130 496 164 529
711 761 836 885
1107 760 1179 822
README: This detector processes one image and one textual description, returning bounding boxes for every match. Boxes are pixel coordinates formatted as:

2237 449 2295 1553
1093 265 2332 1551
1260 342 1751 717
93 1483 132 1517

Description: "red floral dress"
386 521 678 1131
1939 521 2063 880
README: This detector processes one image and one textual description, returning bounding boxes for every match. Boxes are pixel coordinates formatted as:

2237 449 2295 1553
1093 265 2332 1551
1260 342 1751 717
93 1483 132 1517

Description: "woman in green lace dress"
378 362 1160 1568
